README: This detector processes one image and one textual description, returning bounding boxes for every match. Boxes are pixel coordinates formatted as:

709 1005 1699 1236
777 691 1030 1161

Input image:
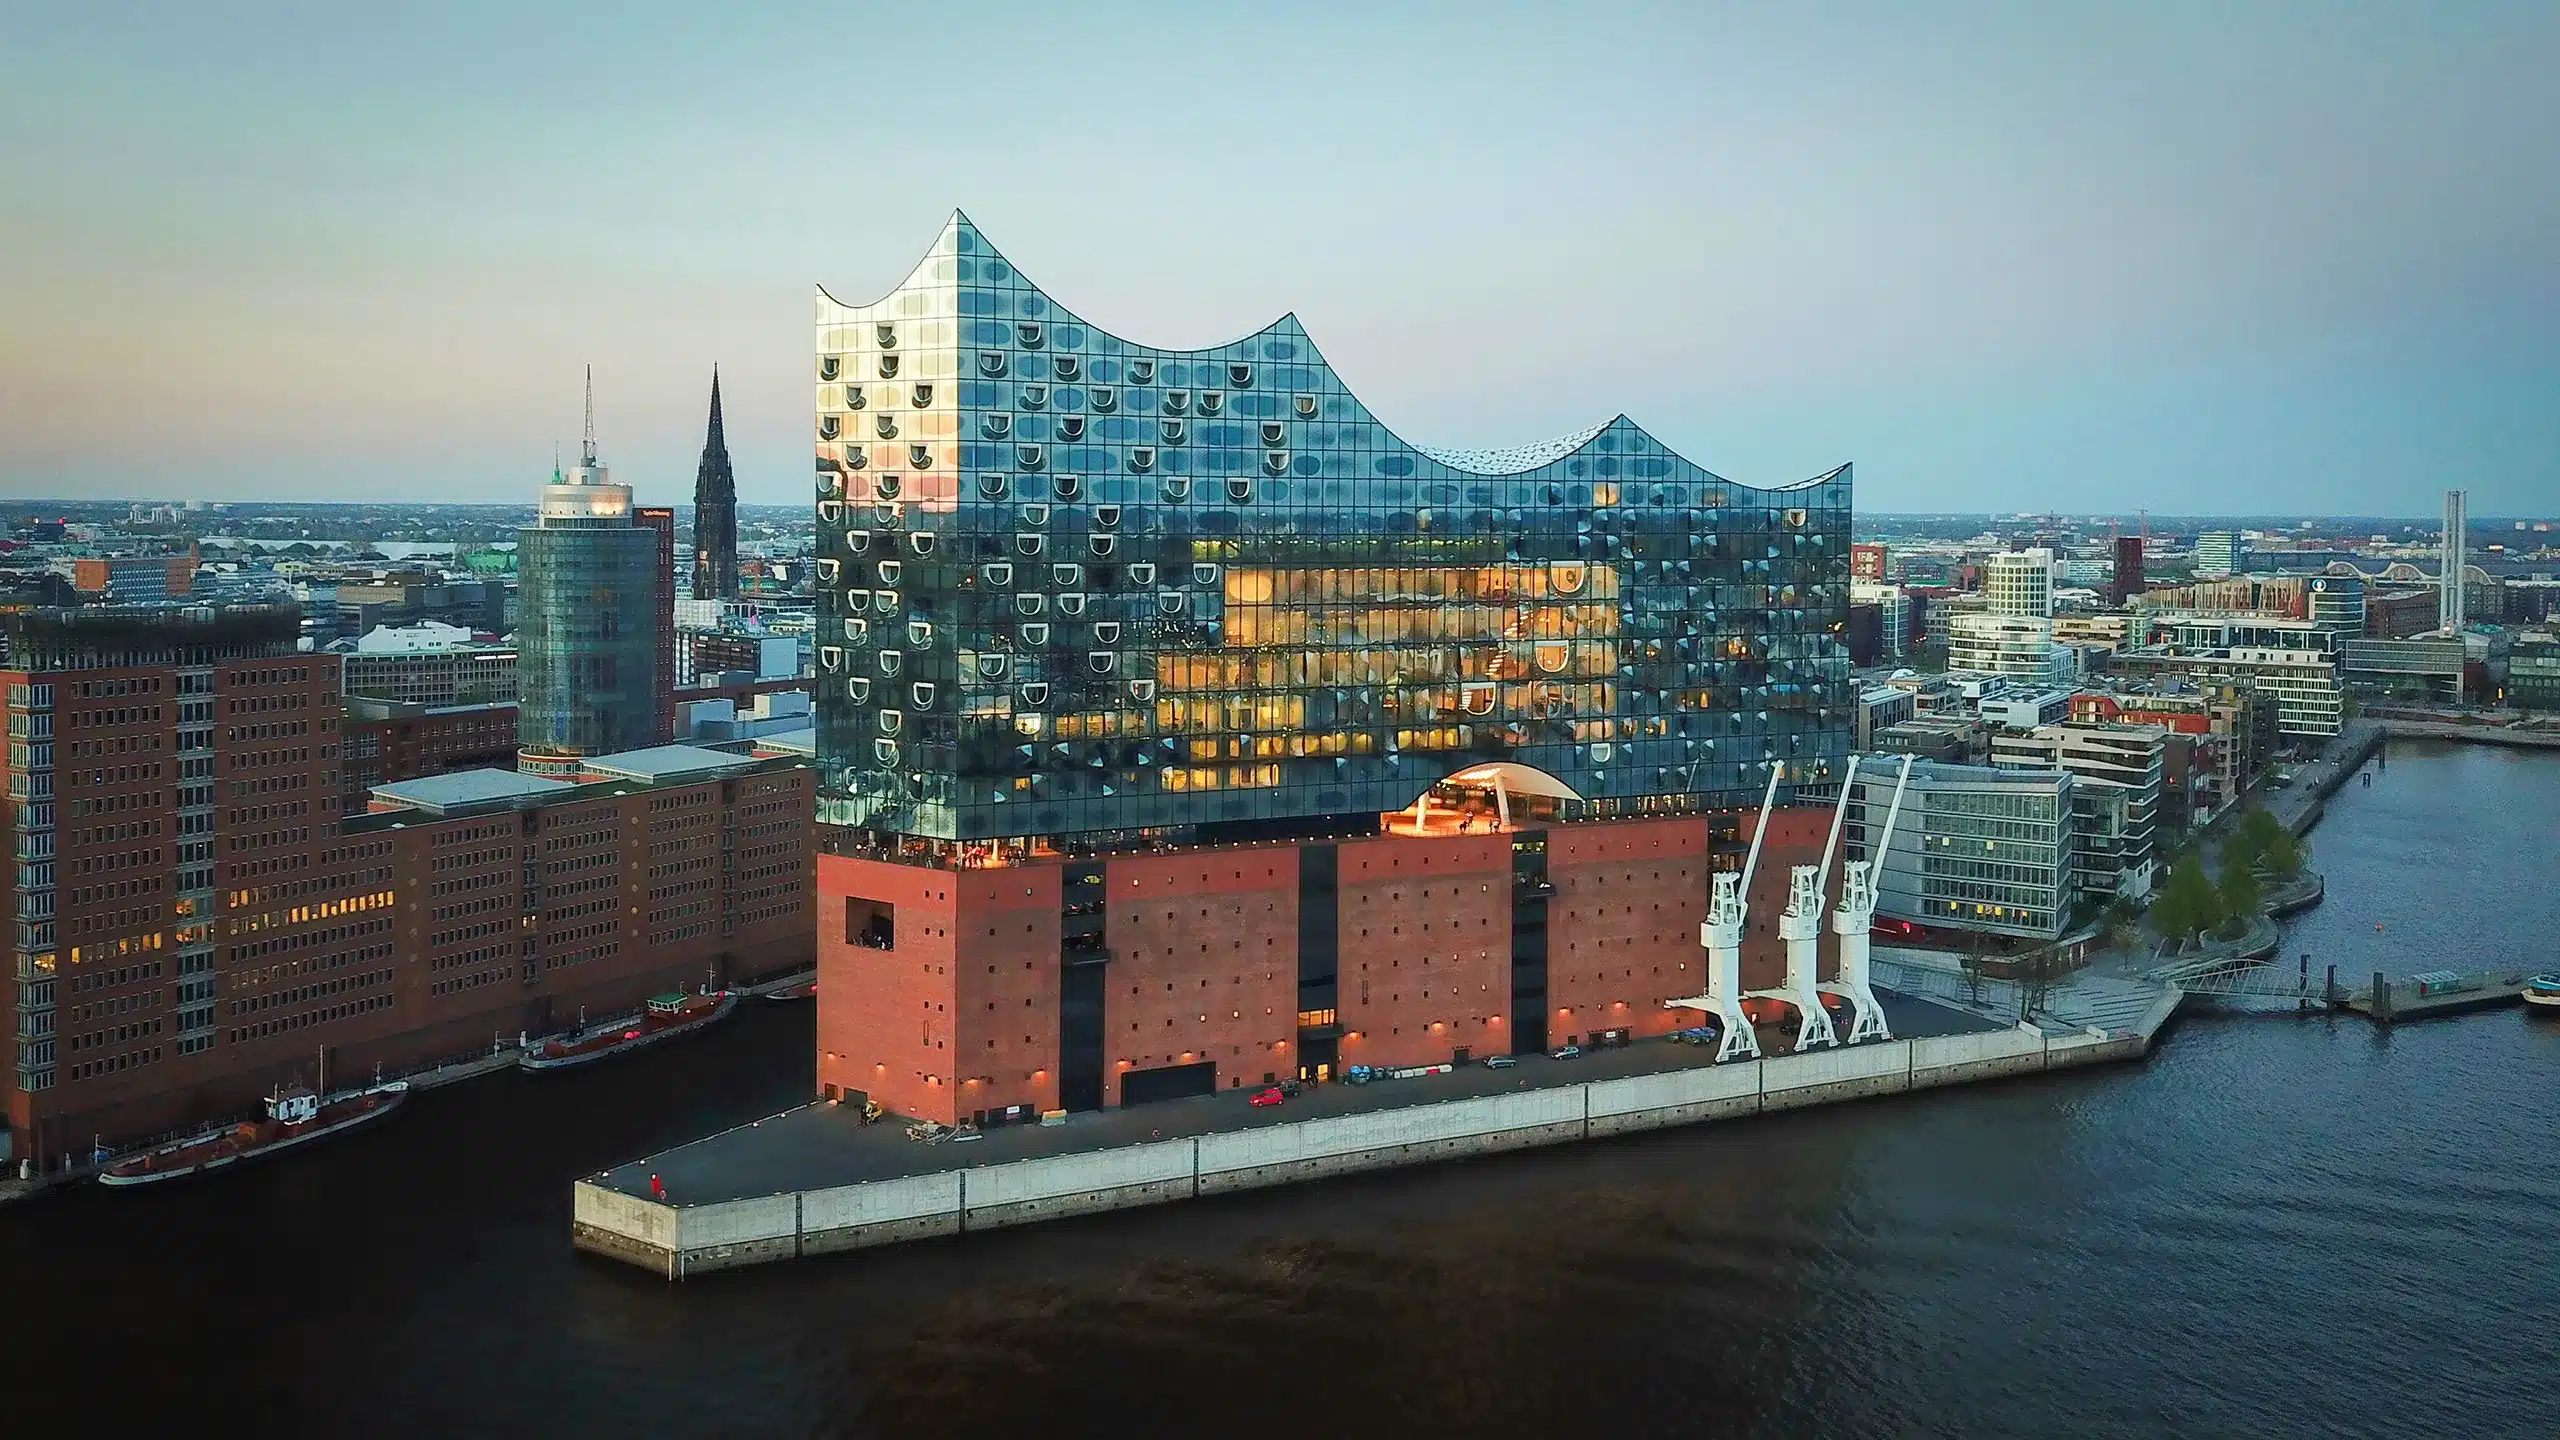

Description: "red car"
1248 1086 1287 1108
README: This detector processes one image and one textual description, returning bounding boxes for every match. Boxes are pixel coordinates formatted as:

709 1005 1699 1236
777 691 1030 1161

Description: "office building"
1 600 813 1160
1989 723 2163 900
2508 630 2560 711
1838 760 2075 942
339 697 520 810
1851 582 1906 661
635 506 679 747
1948 614 2065 682
1978 690 2074 731
517 374 665 775
2195 532 2244 577
693 369 741 603
340 623 518 706
811 214 1855 1125
2107 647 2343 739
1984 549 2055 618
2306 575 2365 635
2337 636 2466 704
2108 535 2145 605
2440 489 2467 632
1851 542 1889 582
70 556 194 602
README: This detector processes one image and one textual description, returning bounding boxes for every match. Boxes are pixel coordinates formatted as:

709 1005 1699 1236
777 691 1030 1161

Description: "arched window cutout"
816 558 840 582
910 682 935 708
1130 359 1156 384
1088 651 1116 675
1229 363 1253 387
1090 386 1116 413
1294 394 1319 419
1262 451 1289 476
1129 447 1155 473
876 473 903 498
1015 593 1046 616
979 352 1008 377
1017 443 1044 471
819 356 841 381
1022 622 1049 645
1192 562 1220 585
984 562 1013 586
844 619 869 642
879 711 903 734
818 415 840 440
912 383 933 407
1089 534 1115 557
1022 503 1049 525
879 650 904 675
1161 420 1185 445
1017 321 1045 349
1129 678 1157 702
879 354 899 378
845 387 865 410
1261 422 1287 447
874 589 899 611
1059 416 1086 441
1020 384 1048 409
876 323 897 349
846 530 873 553
1094 504 1120 527
978 473 1008 499
1051 563 1082 587
1021 682 1050 705
1128 563 1157 585
1231 477 1258 502
906 620 932 646
1161 477 1192 502
1053 474 1080 500
1093 620 1121 644
845 447 867 468
1054 356 1081 381
977 653 1009 678
1164 389 1189 414
909 532 935 555
846 676 870 700
982 414 1012 439
875 414 898 438
873 738 899 764
819 646 843 671
1158 590 1187 616
1016 533 1043 556
908 444 932 469
818 500 843 524
1198 391 1224 415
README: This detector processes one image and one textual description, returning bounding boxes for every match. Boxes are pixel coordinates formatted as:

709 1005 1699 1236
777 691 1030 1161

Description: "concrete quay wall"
581 1003 2178 1279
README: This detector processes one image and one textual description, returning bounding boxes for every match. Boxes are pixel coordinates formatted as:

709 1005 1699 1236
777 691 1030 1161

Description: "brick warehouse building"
810 217 1855 1126
3 606 814 1167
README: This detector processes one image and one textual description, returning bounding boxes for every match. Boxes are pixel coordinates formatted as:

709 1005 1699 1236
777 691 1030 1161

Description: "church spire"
691 365 739 602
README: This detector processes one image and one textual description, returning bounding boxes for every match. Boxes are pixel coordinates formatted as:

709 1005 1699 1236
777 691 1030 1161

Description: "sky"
3 1 2555 517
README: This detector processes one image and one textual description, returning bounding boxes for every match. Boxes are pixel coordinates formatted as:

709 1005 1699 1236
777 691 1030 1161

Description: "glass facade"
1842 762 2073 941
814 214 1852 843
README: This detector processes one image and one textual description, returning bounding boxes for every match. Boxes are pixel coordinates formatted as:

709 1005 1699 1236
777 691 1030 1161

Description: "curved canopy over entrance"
1385 761 1585 835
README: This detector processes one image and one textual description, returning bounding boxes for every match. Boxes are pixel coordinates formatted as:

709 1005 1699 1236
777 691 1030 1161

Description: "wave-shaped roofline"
818 210 1847 494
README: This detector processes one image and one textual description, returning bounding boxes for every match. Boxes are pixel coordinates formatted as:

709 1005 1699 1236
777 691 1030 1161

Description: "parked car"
1549 1045 1582 1061
1278 1078 1304 1097
1249 1086 1287 1108
1484 1055 1517 1070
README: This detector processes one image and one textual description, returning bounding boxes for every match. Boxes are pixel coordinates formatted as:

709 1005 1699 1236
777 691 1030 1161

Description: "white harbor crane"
1748 757 1852 1053
1820 754 1912 1045
1664 764 1783 1063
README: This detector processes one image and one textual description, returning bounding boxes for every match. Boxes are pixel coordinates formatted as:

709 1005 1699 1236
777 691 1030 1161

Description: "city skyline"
5 5 2557 515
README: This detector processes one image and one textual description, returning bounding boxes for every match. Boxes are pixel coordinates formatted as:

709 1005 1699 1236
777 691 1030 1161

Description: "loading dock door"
1118 1059 1216 1107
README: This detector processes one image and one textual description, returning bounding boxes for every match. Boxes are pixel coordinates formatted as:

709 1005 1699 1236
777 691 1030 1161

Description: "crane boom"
1736 763 1784 899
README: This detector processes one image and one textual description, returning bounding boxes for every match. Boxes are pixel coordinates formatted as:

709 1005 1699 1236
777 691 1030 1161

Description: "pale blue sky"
3 2 2554 515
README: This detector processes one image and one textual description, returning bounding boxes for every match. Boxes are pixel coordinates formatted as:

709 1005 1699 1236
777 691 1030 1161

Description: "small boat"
2524 975 2560 1012
519 989 737 1072
763 980 819 1003
98 1079 408 1188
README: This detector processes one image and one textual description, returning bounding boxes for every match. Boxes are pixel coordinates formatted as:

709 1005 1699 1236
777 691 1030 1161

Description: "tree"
2260 826 2305 880
2216 861 2262 935
2153 854 2221 951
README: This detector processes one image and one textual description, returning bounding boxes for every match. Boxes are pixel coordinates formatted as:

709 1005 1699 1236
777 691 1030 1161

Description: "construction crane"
1665 764 1783 1063
1750 757 1851 1052
1821 755 1912 1045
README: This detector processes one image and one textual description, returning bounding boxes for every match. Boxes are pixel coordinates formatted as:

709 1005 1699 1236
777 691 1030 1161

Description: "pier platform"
573 987 2181 1279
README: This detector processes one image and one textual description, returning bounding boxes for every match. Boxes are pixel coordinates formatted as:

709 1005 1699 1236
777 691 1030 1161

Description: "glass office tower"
518 381 662 772
813 214 1853 846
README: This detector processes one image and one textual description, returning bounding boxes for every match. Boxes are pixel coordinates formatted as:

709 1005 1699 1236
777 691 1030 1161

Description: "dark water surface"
7 741 2558 1438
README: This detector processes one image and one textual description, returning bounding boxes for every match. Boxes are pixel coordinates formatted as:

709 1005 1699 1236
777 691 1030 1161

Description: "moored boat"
519 989 737 1071
2524 974 2560 1012
98 1080 409 1188
763 980 818 1003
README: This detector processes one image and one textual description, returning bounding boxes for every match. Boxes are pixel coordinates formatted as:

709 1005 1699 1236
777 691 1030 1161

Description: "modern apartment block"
1 606 813 1165
2194 531 2244 577
1983 549 2055 619
2106 647 2344 740
1988 723 2164 900
810 214 1856 1125
1837 760 2075 942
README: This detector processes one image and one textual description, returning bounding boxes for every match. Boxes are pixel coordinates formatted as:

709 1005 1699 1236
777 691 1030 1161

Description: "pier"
571 985 2181 1280
2172 962 2541 1023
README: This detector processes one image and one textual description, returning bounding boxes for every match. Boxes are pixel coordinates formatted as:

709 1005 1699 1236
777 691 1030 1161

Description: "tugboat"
98 1066 408 1188
2524 974 2560 1014
518 989 737 1072
763 979 818 1003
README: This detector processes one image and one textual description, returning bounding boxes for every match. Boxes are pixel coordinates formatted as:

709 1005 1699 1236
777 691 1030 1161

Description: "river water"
6 741 2556 1438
